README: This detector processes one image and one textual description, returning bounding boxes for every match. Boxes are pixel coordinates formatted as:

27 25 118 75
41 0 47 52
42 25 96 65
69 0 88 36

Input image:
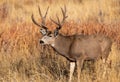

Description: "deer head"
32 6 68 46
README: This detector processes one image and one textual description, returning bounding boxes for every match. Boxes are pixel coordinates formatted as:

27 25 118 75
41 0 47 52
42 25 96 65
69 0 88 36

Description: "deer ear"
54 29 59 37
40 28 47 35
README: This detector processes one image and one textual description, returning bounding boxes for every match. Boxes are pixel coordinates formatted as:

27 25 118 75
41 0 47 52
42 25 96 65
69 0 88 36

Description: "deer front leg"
102 58 109 78
69 62 75 82
76 57 84 82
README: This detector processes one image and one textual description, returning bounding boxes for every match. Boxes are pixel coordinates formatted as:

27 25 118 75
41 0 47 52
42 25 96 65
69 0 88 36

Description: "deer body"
53 34 100 61
50 34 112 61
40 33 112 82
32 6 112 82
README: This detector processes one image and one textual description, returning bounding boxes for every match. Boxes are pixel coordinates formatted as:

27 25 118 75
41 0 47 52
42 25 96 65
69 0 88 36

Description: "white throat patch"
51 43 55 47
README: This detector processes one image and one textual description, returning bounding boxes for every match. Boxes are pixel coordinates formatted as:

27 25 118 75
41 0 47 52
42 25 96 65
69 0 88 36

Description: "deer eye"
49 35 52 37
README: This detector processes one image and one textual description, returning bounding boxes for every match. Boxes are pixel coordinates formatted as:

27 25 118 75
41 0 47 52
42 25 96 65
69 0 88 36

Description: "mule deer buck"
32 6 112 82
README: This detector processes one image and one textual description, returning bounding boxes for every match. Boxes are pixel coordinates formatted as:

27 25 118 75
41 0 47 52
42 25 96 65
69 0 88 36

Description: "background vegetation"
0 0 120 82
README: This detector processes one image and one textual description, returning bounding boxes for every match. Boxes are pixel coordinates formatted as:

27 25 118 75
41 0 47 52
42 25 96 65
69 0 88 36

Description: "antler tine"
44 6 49 19
50 17 59 26
38 6 49 25
38 6 45 26
56 14 61 25
38 6 43 19
61 5 68 25
31 14 41 27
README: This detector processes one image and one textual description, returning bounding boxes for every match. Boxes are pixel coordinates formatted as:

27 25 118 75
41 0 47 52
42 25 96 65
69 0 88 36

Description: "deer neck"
52 34 74 58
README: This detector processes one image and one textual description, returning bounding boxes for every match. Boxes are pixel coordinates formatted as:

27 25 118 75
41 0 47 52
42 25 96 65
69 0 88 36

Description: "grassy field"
0 0 120 82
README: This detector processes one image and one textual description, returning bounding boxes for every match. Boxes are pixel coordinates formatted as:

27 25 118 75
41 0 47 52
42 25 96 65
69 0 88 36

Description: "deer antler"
32 6 49 35
51 5 68 30
38 6 49 29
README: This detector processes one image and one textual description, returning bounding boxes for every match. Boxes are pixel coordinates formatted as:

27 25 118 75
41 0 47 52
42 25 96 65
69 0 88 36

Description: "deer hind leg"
69 62 75 82
76 57 85 82
102 49 111 78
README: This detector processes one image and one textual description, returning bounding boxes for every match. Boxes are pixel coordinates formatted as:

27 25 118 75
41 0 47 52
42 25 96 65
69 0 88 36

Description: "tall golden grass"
0 0 120 82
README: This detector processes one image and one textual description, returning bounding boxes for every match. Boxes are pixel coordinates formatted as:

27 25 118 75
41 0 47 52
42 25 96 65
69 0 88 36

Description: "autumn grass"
0 0 120 82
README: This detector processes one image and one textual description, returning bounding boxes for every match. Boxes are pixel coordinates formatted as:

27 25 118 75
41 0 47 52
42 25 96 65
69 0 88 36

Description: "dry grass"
0 0 120 82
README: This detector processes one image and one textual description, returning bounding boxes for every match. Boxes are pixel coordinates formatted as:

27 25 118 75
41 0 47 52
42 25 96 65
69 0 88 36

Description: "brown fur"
52 34 112 62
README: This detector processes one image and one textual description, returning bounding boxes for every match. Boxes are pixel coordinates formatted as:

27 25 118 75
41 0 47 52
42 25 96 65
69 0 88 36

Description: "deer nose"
40 40 44 44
